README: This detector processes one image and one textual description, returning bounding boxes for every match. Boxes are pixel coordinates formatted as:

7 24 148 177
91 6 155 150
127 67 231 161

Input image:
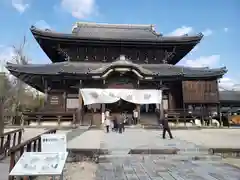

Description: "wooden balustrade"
0 128 23 160
165 108 214 124
22 112 76 125
8 128 57 180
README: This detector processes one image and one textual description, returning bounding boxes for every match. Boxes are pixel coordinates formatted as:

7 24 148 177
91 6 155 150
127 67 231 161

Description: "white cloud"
60 0 97 19
11 0 29 13
224 28 229 32
183 55 220 68
219 77 240 91
168 26 193 36
34 20 51 30
202 29 213 36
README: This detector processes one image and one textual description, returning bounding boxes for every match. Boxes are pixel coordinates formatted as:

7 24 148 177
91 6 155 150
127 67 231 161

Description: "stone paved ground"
68 129 104 150
172 129 240 148
94 155 240 180
64 128 240 180
38 155 240 180
67 128 240 155
101 129 204 153
7 128 240 180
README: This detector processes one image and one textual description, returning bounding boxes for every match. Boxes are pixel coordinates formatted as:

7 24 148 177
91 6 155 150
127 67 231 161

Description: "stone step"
66 127 88 141
98 154 222 163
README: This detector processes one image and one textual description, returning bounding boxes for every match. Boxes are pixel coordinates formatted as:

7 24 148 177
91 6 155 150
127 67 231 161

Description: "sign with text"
9 152 68 176
41 134 67 152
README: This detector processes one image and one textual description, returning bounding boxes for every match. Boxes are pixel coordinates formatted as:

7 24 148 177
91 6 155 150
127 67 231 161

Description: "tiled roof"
30 24 203 43
219 91 240 102
6 56 226 78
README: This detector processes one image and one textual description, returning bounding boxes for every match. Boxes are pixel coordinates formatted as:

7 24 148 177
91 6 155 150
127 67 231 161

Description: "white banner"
80 88 120 105
80 88 162 105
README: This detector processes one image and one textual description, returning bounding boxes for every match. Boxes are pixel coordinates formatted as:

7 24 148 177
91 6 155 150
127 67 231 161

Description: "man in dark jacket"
162 112 173 139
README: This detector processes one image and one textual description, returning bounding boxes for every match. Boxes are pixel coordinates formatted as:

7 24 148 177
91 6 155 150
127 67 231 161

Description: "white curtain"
80 88 120 105
120 89 162 104
80 88 162 105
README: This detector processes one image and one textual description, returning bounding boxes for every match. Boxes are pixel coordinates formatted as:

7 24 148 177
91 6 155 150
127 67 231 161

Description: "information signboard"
9 152 68 176
41 134 67 152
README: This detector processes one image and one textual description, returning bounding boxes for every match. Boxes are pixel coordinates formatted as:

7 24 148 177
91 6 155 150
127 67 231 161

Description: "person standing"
133 109 139 125
118 113 125 133
162 112 173 139
105 114 111 133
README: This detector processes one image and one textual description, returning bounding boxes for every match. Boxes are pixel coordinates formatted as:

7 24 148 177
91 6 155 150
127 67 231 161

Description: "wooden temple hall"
6 22 227 126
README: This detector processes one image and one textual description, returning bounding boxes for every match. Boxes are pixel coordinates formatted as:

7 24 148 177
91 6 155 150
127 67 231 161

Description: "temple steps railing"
22 111 76 126
0 129 23 160
8 129 57 180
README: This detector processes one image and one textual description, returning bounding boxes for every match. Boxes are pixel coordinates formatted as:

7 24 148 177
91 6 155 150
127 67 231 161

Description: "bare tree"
0 36 42 127
10 36 31 124
0 99 3 135
0 72 12 133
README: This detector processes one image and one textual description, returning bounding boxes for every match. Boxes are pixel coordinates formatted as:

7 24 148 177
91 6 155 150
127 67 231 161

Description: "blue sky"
0 0 239 89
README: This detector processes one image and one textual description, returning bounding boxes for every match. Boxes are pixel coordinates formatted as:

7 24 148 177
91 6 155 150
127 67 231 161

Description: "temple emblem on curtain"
90 92 99 99
144 94 151 100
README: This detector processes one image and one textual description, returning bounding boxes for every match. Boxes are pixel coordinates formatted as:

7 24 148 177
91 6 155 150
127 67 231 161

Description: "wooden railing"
22 111 76 125
8 128 57 180
0 128 23 160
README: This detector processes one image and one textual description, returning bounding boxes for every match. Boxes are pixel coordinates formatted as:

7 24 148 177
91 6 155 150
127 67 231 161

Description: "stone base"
128 148 179 155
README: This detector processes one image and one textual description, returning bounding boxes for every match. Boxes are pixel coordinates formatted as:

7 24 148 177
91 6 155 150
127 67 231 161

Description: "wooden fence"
8 129 57 180
0 128 23 160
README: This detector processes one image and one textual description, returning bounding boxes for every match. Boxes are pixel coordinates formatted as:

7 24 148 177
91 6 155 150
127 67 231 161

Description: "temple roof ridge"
72 22 161 37
72 22 155 30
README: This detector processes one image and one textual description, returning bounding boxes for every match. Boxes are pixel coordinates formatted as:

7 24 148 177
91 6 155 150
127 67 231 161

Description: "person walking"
105 114 111 133
162 112 173 139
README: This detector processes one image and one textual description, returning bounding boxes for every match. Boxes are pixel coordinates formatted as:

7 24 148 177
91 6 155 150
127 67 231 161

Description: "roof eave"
30 26 203 45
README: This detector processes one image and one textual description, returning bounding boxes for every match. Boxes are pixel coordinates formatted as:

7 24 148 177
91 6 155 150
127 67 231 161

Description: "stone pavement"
67 128 240 154
67 129 104 150
100 129 208 157
36 155 240 180
94 155 240 180
17 128 240 180
172 129 240 148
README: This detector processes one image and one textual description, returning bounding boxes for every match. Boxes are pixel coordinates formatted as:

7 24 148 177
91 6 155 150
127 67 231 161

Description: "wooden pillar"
217 103 222 126
183 103 186 126
159 81 164 120
137 80 140 123
102 80 106 113
168 88 176 111
44 78 48 105
78 80 83 125
63 92 66 111
200 104 204 126
63 79 67 111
